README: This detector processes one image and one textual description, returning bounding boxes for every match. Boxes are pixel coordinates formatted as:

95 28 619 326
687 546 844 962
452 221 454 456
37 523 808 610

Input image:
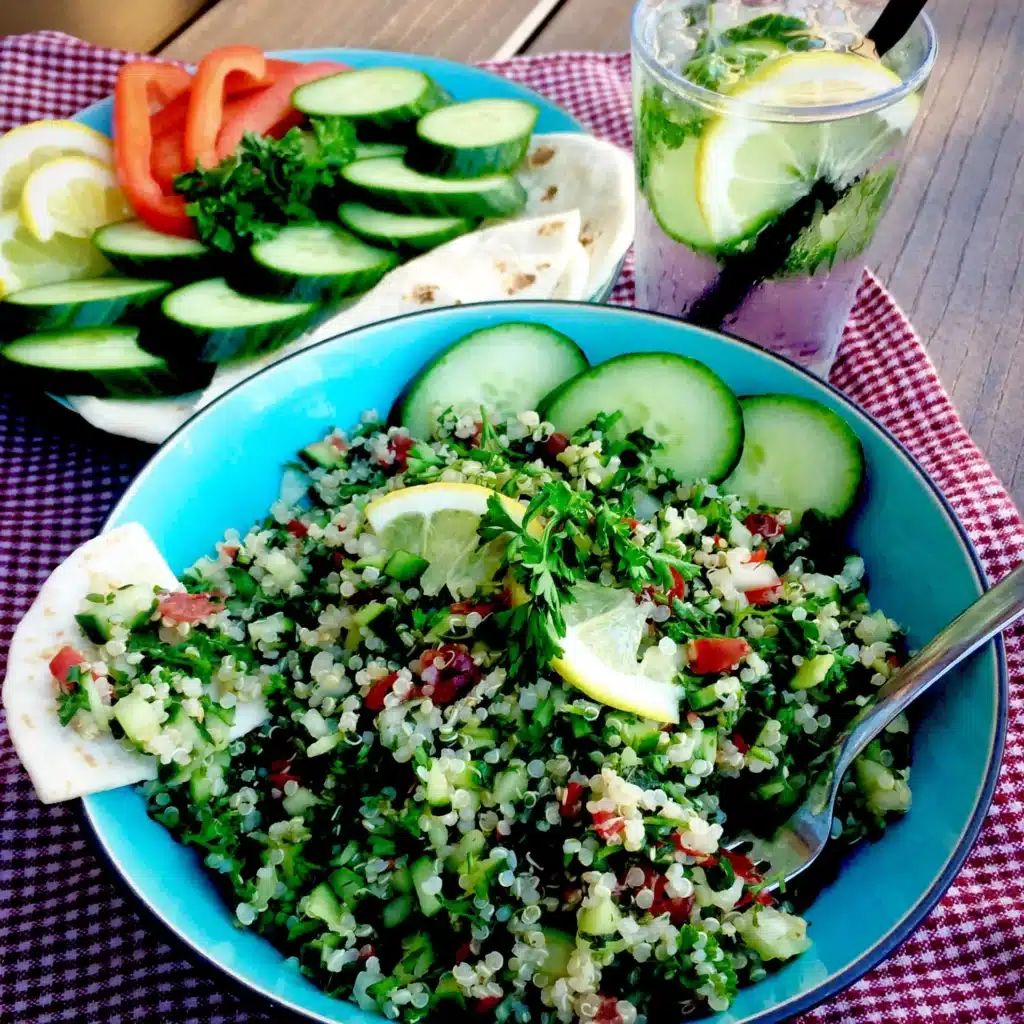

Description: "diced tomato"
720 848 761 882
454 941 474 963
384 434 415 473
157 590 226 623
737 889 777 910
542 432 570 458
113 62 195 236
624 517 640 531
357 944 375 960
731 732 750 754
49 646 86 690
667 566 687 602
747 548 767 563
221 544 239 561
687 637 752 674
744 512 784 538
185 45 269 170
594 997 623 1024
639 866 694 924
329 435 347 452
449 591 508 619
474 996 502 1013
286 519 308 539
592 809 626 840
561 781 585 819
745 584 783 606
268 758 300 790
214 60 349 159
713 534 723 546
363 672 399 711
418 644 480 705
888 654 902 668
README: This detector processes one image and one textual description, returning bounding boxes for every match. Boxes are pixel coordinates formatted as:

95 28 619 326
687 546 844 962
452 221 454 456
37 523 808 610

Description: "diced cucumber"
282 785 322 817
424 757 475 807
398 322 588 439
305 882 345 931
353 601 386 628
81 676 112 730
337 202 474 252
329 866 365 907
409 98 539 178
855 757 912 815
0 326 212 398
2 276 171 335
243 224 398 303
540 928 575 979
722 395 864 521
341 157 527 219
543 352 744 484
734 906 811 961
605 713 663 754
354 142 408 161
385 549 429 582
300 439 347 469
92 219 212 280
492 764 528 805
113 691 164 746
444 828 487 873
293 67 451 131
790 652 835 690
578 891 621 936
410 856 442 917
383 894 412 928
151 278 316 363
75 583 158 643
434 972 466 1006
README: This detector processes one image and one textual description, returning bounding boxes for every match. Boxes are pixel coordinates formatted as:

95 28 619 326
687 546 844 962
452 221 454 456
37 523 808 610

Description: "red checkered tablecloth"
1 31 1023 1024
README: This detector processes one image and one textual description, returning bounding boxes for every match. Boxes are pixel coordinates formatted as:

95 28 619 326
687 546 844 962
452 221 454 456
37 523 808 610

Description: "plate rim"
84 299 1008 1024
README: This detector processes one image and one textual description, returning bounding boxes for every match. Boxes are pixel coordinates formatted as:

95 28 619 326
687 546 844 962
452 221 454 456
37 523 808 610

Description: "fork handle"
834 561 1024 780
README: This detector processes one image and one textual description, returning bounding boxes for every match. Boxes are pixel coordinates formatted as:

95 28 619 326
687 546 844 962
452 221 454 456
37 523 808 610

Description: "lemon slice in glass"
0 209 110 297
696 51 920 245
364 482 530 600
552 581 681 723
0 119 113 211
20 155 131 243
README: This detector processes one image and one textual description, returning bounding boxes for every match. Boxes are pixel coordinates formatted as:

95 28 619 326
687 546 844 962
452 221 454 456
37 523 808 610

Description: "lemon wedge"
364 482 532 600
20 155 131 243
0 209 109 298
552 581 681 723
0 119 113 211
696 51 919 245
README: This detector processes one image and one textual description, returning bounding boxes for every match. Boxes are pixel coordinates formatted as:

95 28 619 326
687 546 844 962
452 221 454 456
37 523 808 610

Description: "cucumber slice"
354 142 408 161
0 326 212 398
92 219 212 280
398 322 589 439
543 353 743 483
409 98 539 178
151 278 316 363
341 157 527 219
337 202 475 252
721 394 864 520
243 224 399 303
646 136 717 250
2 276 172 335
292 67 451 131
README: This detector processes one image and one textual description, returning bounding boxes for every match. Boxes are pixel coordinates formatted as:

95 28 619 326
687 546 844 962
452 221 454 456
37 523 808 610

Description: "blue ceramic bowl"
87 302 1006 1023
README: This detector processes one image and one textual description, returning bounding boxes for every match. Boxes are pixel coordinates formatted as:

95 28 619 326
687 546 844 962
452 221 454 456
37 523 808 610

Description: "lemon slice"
0 119 113 211
20 155 131 243
0 209 109 297
364 482 530 600
551 581 681 723
696 51 920 245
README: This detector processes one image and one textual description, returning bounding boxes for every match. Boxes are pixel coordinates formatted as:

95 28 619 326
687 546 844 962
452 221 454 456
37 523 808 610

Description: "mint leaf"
717 14 811 48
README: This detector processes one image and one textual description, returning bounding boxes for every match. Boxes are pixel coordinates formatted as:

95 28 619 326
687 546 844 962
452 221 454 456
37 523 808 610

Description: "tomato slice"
114 62 195 236
215 60 349 161
688 637 752 674
184 45 269 171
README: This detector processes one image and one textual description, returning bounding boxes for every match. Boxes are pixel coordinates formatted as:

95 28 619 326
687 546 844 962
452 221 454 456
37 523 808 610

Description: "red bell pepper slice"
114 61 195 237
151 129 186 191
215 60 350 161
184 45 269 171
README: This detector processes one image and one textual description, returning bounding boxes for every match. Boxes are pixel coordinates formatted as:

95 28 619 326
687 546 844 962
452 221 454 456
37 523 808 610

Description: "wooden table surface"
160 0 1024 509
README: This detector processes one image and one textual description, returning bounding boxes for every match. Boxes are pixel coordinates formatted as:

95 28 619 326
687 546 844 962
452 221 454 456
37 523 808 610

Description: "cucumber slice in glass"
543 352 743 483
721 394 864 520
398 322 589 439
409 98 539 178
341 157 527 218
696 51 918 246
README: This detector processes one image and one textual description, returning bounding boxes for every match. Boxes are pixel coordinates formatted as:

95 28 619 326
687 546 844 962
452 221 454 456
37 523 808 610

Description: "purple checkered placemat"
2 30 1024 1024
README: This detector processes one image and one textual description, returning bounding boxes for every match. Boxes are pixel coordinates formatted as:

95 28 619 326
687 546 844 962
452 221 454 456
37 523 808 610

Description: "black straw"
864 0 929 59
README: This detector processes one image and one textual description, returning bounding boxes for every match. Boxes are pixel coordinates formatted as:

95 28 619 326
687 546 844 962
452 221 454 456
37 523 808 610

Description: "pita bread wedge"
3 523 267 804
517 133 635 298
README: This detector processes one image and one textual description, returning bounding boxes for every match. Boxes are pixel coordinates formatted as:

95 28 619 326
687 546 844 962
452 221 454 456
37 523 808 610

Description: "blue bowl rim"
83 299 1009 1024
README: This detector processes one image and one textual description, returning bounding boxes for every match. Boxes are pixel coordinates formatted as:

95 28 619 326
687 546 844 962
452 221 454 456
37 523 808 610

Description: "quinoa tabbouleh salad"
6 322 914 1023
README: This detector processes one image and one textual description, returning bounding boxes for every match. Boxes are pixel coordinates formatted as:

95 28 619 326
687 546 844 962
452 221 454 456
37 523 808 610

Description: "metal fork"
726 561 1024 887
